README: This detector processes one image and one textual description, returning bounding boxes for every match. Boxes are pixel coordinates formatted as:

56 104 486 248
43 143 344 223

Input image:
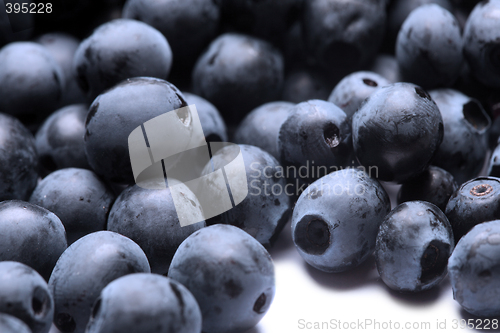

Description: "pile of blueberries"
1 0 500 332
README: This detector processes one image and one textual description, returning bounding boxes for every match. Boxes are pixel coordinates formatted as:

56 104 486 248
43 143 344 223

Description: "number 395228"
5 3 52 14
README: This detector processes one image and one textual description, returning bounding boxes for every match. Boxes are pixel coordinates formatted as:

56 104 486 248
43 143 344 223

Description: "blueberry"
0 42 64 122
0 200 67 280
375 201 454 292
302 0 386 73
328 71 390 119
168 224 275 333
49 231 150 333
0 262 53 333
397 166 458 212
35 104 90 174
488 142 500 177
489 115 500 150
278 99 352 188
107 181 205 275
369 54 403 84
291 168 391 272
84 77 188 184
281 68 333 104
463 0 500 88
234 102 294 160
192 33 284 123
0 113 38 201
448 220 500 317
396 4 463 89
74 19 173 100
0 313 32 333
445 177 500 243
352 82 444 183
429 89 491 184
85 274 202 333
201 145 291 248
29 168 116 245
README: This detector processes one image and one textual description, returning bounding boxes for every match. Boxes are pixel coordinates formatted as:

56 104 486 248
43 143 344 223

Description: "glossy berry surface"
0 313 32 333
0 261 53 333
29 168 115 245
168 224 275 333
291 168 390 272
376 201 454 292
448 220 500 317
183 92 228 143
352 82 444 183
86 273 202 333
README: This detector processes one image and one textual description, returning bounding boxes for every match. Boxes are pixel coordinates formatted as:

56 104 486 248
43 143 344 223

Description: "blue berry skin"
448 220 500 317
123 0 220 67
445 177 500 243
429 89 491 185
0 113 38 201
0 42 64 121
168 224 275 333
463 0 500 88
234 102 294 160
396 4 463 89
0 313 32 333
375 201 454 292
183 92 228 143
488 142 500 177
49 231 150 333
29 168 116 245
74 19 173 101
85 274 202 333
302 0 386 73
278 100 352 187
107 181 205 275
370 54 403 84
328 71 390 119
281 68 333 104
352 83 444 183
0 262 53 333
84 77 188 184
35 104 90 175
291 168 391 273
203 145 291 248
397 166 458 212
0 200 67 281
192 33 284 123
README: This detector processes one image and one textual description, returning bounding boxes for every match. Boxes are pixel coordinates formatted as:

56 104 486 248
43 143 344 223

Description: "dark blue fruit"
448 220 500 317
445 177 500 243
0 261 53 333
234 102 294 160
49 231 150 333
74 19 173 100
29 168 116 245
85 273 202 333
0 200 67 281
488 141 500 177
35 104 90 174
107 181 205 275
84 77 189 184
352 82 443 183
168 224 275 333
291 168 391 272
429 89 490 184
397 166 458 212
376 201 454 292
281 68 333 104
183 92 228 143
0 313 32 333
370 54 402 83
0 113 38 201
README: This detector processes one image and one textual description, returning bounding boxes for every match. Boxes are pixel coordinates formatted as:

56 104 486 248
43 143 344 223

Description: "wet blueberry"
0 261 53 333
168 224 275 333
397 166 458 212
234 102 294 160
29 168 116 245
375 201 454 292
429 89 491 184
74 19 173 100
0 313 32 333
445 177 500 243
291 168 391 272
352 82 444 183
85 273 202 333
448 220 500 317
49 231 150 333
0 200 67 281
